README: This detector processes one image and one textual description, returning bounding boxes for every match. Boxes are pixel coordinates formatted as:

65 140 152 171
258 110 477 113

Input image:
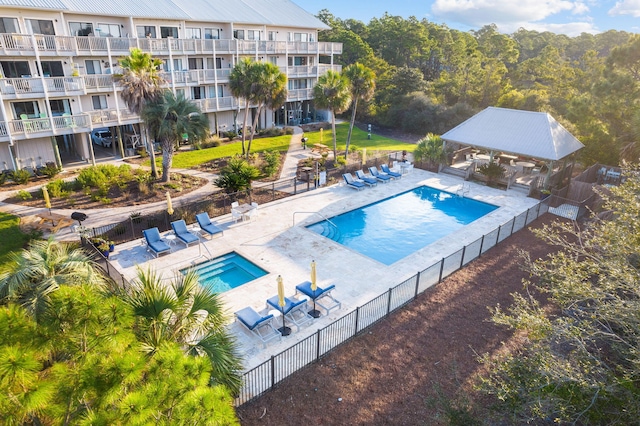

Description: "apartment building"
0 0 342 171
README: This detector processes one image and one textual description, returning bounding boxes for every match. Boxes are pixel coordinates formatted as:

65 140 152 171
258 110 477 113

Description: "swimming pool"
307 186 498 265
182 252 268 293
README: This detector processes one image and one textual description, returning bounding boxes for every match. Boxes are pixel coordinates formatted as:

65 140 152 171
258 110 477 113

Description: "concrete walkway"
0 127 316 239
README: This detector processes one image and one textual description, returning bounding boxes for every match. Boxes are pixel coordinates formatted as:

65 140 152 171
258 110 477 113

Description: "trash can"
301 137 308 149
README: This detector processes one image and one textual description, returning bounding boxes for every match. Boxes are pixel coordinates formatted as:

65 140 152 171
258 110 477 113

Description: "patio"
109 168 540 371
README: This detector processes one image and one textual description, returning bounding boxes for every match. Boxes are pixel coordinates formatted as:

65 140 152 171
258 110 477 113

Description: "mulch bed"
237 214 564 425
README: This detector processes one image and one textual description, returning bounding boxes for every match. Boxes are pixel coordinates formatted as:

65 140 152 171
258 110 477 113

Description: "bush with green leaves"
10 169 31 185
479 164 640 424
39 164 60 178
0 172 7 185
16 189 32 200
477 161 505 184
214 157 260 193
261 150 280 177
46 179 73 198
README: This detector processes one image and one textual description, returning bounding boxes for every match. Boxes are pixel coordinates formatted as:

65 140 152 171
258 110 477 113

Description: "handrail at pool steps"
235 200 549 406
292 211 338 229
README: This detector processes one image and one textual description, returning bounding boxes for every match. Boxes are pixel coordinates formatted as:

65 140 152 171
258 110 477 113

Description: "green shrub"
16 189 32 200
335 156 347 167
477 162 505 184
77 166 108 189
47 179 72 198
40 164 61 178
11 169 31 184
0 173 7 185
224 131 237 140
262 150 280 177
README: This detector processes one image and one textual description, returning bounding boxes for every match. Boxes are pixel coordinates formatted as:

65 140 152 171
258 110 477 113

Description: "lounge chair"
355 170 377 186
342 173 366 190
266 295 313 331
368 166 392 183
234 306 281 347
381 163 402 178
142 227 172 258
295 280 342 315
170 219 200 247
195 212 224 239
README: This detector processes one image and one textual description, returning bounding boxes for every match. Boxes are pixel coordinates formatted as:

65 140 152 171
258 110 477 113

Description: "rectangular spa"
307 185 498 265
182 251 268 293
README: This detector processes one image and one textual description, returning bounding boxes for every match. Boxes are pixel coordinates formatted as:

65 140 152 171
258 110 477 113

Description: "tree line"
317 10 640 166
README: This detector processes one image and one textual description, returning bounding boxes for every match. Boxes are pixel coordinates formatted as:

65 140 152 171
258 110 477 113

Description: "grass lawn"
158 123 414 169
0 212 30 272
167 135 292 169
304 123 418 153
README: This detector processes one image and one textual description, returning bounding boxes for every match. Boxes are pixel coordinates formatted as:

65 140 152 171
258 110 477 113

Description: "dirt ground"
237 215 563 425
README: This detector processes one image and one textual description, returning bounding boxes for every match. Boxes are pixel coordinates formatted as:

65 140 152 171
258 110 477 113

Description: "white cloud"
431 0 589 27
609 0 640 17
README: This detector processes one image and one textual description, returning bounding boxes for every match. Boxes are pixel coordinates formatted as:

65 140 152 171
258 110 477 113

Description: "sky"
292 0 640 36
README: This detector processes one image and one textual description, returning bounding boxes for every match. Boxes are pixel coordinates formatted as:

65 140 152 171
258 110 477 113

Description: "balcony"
0 32 342 57
0 76 85 99
7 114 91 139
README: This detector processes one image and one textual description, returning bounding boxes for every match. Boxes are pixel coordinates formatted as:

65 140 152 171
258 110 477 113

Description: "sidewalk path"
0 127 315 240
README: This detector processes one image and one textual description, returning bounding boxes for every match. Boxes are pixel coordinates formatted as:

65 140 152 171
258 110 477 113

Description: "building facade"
0 0 342 171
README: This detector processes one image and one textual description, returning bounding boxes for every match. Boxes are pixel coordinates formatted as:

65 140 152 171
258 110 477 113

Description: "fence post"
386 288 393 316
479 235 485 257
294 177 297 195
414 272 421 299
354 306 359 335
496 225 502 244
524 208 530 225
459 246 466 269
438 258 445 283
510 216 516 235
316 330 321 361
270 355 275 389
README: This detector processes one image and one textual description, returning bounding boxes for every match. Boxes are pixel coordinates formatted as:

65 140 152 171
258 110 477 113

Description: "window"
96 23 121 37
188 58 203 70
137 26 156 38
204 28 220 40
185 28 201 39
247 30 260 40
289 32 308 42
0 17 19 33
85 60 101 75
69 22 93 36
40 61 64 77
26 19 55 35
12 101 39 119
288 56 307 66
268 56 277 65
1 61 30 78
176 89 185 98
288 79 308 90
173 59 183 71
49 99 71 116
192 86 204 100
160 26 178 38
268 31 276 41
91 95 108 110
233 29 244 40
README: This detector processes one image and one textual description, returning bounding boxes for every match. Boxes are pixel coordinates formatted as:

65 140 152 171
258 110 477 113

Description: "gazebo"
441 107 584 187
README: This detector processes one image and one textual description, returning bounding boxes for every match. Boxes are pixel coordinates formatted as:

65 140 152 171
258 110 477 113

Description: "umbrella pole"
309 298 320 318
278 308 291 336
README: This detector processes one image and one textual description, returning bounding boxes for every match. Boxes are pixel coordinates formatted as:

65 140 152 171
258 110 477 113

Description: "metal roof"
0 0 329 29
441 107 584 161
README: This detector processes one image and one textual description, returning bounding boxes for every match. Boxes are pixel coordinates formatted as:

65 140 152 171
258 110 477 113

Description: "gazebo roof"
441 107 584 161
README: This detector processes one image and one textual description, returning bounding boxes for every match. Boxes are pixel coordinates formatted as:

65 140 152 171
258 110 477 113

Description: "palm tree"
118 48 165 179
414 133 448 171
0 238 106 322
313 70 352 160
214 157 261 194
246 62 288 158
343 63 376 155
125 268 243 394
141 91 209 182
229 58 257 156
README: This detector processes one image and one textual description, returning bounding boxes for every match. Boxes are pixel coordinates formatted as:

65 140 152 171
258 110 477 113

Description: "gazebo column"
544 160 554 189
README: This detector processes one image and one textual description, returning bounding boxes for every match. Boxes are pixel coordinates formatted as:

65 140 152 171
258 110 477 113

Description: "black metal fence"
235 200 549 406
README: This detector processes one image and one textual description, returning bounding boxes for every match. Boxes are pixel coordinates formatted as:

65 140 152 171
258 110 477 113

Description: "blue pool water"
307 186 498 265
182 252 268 293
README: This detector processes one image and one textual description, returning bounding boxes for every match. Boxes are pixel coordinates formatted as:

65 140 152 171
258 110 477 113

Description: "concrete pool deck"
109 168 540 371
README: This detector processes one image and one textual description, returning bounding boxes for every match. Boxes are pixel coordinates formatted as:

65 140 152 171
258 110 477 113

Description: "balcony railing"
0 32 342 56
8 114 91 136
0 76 85 97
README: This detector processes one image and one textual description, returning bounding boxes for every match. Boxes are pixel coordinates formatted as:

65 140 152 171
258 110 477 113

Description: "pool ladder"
456 183 470 197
